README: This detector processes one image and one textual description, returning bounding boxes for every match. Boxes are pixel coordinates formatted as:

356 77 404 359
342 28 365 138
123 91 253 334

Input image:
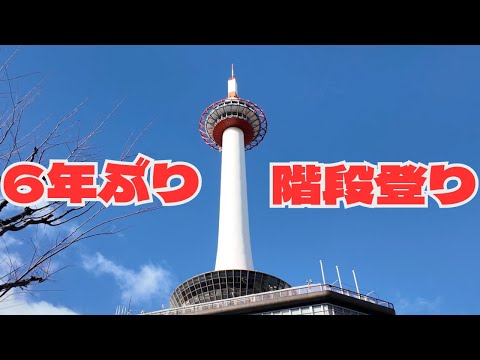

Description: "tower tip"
228 64 238 98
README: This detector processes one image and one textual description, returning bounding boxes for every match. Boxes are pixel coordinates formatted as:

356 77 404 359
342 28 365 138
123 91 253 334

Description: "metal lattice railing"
199 98 267 151
144 282 394 315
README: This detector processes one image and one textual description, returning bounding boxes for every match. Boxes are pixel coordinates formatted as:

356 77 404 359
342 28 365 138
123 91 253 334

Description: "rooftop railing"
144 283 394 315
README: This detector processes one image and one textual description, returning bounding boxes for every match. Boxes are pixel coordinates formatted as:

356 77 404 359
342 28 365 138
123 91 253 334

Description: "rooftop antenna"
114 304 130 315
336 265 343 289
352 270 360 295
319 260 326 285
127 297 132 315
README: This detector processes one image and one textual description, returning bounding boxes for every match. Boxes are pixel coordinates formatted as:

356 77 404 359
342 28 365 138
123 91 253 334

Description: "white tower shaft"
215 127 254 270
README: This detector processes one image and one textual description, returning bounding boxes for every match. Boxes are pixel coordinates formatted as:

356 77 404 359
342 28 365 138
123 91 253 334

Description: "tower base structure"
169 270 291 308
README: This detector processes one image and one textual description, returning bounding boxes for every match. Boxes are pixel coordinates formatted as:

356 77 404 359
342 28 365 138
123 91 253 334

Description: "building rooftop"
144 282 395 315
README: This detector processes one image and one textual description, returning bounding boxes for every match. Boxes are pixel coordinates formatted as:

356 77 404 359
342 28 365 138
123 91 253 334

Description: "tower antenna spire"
227 64 238 98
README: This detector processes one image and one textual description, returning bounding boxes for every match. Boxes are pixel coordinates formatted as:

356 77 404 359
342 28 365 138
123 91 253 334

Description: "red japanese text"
270 161 478 208
0 153 202 207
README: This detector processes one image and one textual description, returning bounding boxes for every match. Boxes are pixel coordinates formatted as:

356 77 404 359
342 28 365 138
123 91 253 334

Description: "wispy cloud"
395 295 443 315
0 291 78 315
0 233 22 248
82 252 173 305
1 232 69 315
0 234 23 282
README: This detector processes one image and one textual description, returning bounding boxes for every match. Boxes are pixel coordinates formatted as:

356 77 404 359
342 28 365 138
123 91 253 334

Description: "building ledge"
145 283 395 315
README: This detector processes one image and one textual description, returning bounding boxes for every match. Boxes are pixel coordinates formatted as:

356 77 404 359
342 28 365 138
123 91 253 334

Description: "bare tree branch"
0 48 158 302
0 276 44 292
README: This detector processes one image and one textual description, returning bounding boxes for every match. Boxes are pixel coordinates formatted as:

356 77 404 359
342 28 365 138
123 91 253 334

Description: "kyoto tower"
168 66 291 308
201 65 264 271
147 67 396 315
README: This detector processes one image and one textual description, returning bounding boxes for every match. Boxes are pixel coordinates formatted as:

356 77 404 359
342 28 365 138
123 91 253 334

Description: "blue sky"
0 45 479 315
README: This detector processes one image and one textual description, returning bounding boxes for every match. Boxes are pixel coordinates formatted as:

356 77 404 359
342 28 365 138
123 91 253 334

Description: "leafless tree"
0 47 157 301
